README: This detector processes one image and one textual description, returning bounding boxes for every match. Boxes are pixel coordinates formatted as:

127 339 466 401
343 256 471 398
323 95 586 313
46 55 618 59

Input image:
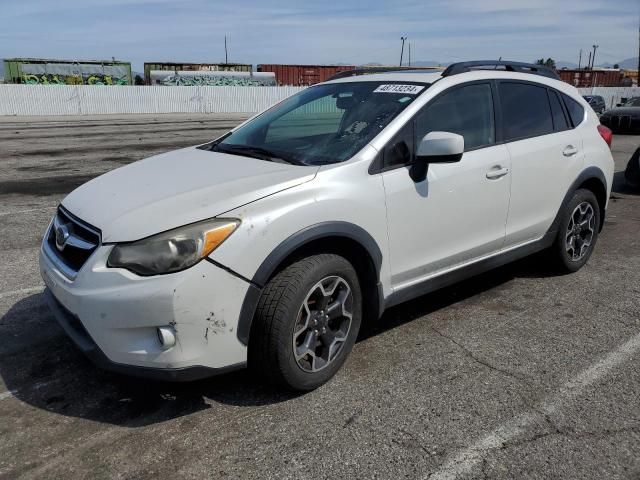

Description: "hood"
604 107 640 116
62 147 317 242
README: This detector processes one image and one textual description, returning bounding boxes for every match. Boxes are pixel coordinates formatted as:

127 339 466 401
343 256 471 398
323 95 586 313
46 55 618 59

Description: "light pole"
578 49 582 70
591 44 599 69
400 37 407 67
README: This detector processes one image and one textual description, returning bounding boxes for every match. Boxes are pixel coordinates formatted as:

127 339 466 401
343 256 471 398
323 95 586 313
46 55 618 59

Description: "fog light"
157 326 176 349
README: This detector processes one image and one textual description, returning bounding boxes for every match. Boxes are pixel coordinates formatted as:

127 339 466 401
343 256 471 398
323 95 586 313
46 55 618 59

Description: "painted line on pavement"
0 286 44 300
428 332 640 480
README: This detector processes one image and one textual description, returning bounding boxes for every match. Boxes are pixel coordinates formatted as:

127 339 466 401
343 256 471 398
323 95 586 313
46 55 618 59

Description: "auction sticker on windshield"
374 84 425 94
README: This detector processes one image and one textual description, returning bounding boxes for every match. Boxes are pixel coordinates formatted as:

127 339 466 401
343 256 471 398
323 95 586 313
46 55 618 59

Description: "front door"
380 82 511 290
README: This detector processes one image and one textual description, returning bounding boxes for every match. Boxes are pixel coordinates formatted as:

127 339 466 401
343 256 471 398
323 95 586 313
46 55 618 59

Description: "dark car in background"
599 97 640 133
626 147 640 188
583 95 606 114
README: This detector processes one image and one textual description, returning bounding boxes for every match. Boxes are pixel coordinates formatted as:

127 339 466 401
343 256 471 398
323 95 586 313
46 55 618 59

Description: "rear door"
500 82 585 248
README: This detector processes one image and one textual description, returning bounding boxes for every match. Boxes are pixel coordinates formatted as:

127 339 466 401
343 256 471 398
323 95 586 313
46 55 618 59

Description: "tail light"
597 125 613 148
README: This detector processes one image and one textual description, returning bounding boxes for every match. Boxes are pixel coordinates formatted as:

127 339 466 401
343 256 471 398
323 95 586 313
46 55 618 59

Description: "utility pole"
578 49 582 69
408 42 411 67
587 51 592 70
591 44 599 69
224 36 228 64
400 37 407 67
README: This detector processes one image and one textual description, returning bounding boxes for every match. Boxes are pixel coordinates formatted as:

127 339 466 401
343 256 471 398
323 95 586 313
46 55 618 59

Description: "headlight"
107 218 239 276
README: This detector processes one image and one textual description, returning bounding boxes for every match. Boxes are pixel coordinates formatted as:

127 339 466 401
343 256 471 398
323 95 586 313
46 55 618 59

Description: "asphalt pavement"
0 114 639 479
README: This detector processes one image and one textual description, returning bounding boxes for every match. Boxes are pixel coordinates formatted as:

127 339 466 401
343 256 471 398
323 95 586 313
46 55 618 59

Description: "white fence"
578 87 640 109
0 85 306 116
1 84 639 117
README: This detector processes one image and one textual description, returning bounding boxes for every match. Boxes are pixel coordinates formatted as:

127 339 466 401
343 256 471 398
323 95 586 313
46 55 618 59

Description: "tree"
134 75 145 86
535 58 556 69
613 63 620 69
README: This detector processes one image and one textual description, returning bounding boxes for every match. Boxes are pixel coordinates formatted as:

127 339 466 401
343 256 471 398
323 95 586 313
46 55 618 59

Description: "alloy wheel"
292 276 353 373
565 201 595 261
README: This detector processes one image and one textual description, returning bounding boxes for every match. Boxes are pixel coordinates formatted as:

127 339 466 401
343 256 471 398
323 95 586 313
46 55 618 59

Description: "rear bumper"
45 288 245 381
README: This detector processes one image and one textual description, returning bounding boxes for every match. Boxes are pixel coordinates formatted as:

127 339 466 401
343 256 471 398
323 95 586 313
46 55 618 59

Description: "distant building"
3 58 132 85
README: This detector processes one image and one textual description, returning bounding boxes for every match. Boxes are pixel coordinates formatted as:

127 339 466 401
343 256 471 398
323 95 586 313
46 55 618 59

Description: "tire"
248 254 362 391
550 189 600 272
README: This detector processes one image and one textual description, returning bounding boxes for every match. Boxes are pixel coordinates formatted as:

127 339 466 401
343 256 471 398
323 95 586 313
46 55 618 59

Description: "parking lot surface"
1 114 639 479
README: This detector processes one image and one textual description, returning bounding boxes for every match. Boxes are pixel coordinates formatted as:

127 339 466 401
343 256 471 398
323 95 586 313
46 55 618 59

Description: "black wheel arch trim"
549 166 608 235
237 221 383 346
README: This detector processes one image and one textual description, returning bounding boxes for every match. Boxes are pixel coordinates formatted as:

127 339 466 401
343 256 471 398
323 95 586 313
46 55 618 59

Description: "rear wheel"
248 254 362 391
550 189 600 272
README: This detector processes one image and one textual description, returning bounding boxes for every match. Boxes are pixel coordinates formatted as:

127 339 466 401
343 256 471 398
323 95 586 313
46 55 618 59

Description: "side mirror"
616 103 622 107
410 131 464 182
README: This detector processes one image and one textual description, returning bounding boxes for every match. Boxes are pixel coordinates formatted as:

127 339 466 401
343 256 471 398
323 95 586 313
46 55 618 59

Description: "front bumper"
40 242 250 378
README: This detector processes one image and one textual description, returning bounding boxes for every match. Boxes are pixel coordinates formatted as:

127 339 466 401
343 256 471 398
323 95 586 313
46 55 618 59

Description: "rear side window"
499 82 553 141
562 94 585 127
415 83 495 151
548 90 570 132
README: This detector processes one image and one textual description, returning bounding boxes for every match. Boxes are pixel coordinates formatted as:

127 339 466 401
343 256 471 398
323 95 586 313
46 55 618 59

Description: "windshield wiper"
213 144 305 165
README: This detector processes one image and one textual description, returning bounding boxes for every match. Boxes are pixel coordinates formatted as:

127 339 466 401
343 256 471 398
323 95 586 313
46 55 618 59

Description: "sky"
1 0 638 71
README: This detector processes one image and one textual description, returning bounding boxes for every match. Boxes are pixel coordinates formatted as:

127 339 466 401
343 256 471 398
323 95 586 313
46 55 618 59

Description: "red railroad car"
557 69 624 88
257 64 356 86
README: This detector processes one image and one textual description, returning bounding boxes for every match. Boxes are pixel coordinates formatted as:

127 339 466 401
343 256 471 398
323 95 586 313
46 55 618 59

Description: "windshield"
207 81 428 166
623 97 640 107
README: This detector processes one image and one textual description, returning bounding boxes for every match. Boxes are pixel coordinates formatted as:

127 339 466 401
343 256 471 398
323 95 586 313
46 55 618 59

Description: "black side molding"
236 221 383 345
384 230 555 309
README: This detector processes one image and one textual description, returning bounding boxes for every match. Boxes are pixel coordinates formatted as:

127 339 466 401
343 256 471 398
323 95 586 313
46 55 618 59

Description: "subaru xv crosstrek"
40 61 614 391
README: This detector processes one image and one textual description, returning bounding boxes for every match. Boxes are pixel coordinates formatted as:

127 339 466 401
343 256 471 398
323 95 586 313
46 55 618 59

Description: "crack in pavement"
502 424 640 450
429 325 532 386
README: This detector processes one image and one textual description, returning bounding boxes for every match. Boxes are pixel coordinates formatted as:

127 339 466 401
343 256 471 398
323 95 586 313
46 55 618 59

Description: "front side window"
499 82 553 141
383 122 414 168
209 81 427 166
415 83 495 151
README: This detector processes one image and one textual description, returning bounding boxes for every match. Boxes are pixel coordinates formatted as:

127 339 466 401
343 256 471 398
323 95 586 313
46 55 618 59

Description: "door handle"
563 145 578 157
486 166 509 179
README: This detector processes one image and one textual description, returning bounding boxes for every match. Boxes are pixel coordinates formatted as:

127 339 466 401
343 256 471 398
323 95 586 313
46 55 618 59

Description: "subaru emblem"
55 223 71 251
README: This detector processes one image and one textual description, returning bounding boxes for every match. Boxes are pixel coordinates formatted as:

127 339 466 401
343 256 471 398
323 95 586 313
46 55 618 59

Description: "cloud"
1 0 636 69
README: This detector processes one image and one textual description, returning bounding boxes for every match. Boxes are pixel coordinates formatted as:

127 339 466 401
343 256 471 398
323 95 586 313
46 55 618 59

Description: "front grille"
45 207 101 279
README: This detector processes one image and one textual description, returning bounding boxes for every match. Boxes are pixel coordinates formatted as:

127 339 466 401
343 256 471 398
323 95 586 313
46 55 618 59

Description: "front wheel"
248 254 362 391
550 189 600 272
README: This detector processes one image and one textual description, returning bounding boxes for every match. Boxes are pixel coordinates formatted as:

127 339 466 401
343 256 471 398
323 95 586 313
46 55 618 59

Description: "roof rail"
327 66 442 81
442 60 560 80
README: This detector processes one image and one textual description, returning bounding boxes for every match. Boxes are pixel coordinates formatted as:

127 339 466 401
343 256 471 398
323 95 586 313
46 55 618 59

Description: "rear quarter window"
562 94 585 127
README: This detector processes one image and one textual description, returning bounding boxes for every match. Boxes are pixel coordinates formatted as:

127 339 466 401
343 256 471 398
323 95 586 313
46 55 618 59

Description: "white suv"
40 61 614 390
